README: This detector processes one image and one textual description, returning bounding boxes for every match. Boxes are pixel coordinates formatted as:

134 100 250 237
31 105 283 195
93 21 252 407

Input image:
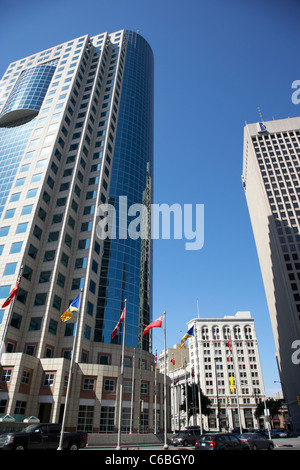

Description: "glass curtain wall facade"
94 30 154 351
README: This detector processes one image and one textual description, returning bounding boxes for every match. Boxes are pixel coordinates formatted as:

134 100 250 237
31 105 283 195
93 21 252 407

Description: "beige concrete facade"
242 117 300 432
0 346 169 432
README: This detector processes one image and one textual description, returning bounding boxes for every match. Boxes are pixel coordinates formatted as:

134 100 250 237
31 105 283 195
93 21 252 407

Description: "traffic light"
229 376 235 392
297 395 300 406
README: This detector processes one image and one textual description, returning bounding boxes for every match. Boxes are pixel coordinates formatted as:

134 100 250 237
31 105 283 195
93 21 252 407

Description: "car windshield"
239 433 252 439
23 425 39 433
176 432 188 437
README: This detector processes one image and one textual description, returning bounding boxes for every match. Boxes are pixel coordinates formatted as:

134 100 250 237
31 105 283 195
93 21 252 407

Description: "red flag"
111 305 126 339
227 336 231 361
1 276 21 308
171 358 175 365
142 315 164 337
155 351 157 366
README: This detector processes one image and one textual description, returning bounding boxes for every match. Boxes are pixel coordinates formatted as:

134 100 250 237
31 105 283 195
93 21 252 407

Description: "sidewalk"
87 433 172 448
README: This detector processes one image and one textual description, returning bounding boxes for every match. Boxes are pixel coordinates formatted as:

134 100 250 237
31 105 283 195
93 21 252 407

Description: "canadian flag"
111 305 126 339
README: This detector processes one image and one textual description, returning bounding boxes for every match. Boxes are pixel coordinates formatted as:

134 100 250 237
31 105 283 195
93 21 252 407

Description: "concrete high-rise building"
0 30 168 434
242 117 300 432
187 312 266 431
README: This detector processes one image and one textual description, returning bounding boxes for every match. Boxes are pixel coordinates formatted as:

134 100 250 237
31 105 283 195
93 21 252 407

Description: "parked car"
0 423 88 450
253 429 268 438
270 428 289 438
231 427 249 433
170 427 201 446
238 433 274 450
195 433 250 450
270 429 279 438
274 428 288 438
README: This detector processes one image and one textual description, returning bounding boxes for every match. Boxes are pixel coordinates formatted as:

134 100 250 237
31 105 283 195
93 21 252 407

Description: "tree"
255 398 282 426
180 384 212 417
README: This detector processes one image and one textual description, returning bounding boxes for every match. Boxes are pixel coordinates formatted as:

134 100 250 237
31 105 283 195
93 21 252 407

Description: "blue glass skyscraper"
94 31 154 351
0 30 165 434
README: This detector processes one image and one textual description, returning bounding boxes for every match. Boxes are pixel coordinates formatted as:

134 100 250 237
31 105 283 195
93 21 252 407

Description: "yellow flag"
60 294 80 322
61 309 73 322
180 325 194 349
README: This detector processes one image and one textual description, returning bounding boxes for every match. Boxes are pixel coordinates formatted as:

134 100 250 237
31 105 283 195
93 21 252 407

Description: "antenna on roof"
257 107 268 134
257 106 264 122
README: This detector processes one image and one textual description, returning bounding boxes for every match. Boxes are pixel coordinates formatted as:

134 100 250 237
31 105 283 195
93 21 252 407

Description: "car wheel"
13 443 26 450
252 444 257 450
268 443 274 450
68 442 79 450
183 439 188 446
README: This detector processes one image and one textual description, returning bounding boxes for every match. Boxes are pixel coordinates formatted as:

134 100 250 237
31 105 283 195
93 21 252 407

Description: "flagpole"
0 265 23 364
178 381 181 432
184 358 189 428
194 323 203 434
138 322 143 434
58 289 83 450
130 347 135 434
163 311 168 449
154 348 157 434
172 353 176 433
116 299 127 450
140 315 164 436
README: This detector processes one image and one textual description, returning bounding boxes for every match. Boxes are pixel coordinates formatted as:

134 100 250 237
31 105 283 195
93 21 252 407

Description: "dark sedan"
195 433 250 450
238 433 274 450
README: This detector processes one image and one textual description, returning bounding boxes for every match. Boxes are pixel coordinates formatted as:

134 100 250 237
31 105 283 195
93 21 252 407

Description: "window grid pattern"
252 130 300 310
0 117 36 218
94 31 154 350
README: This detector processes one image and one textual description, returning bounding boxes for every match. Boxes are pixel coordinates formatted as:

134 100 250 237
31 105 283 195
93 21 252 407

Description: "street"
271 437 300 450
82 436 300 451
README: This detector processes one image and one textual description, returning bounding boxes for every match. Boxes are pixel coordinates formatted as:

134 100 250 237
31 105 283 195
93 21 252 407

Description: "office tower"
186 312 266 431
0 30 166 433
242 117 300 432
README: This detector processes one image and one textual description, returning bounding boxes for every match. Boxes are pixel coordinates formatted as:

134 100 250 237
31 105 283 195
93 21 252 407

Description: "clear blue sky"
1 0 300 396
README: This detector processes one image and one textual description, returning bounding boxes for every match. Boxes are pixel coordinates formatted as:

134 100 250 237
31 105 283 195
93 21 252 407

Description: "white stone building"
170 312 267 431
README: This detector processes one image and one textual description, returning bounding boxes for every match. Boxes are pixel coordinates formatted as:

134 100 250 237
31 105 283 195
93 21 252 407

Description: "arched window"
212 326 220 340
223 326 230 340
233 326 241 339
244 325 253 339
201 326 209 340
